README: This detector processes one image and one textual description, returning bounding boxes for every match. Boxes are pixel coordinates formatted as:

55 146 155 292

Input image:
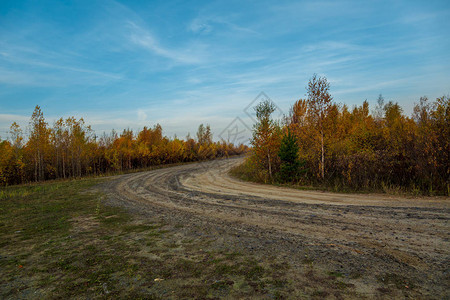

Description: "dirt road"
101 156 450 298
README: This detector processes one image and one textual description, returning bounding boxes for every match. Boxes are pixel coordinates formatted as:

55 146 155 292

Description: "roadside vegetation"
1 177 363 298
0 110 247 186
233 74 449 195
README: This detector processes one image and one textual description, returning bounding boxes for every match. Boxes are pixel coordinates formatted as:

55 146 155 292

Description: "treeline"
242 74 449 195
0 106 247 185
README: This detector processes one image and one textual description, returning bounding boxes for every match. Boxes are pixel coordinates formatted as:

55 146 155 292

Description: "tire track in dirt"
100 156 450 297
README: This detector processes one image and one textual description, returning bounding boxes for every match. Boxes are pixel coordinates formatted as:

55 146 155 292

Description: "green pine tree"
278 129 304 182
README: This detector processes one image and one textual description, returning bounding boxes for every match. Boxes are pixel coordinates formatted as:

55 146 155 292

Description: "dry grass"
0 178 362 298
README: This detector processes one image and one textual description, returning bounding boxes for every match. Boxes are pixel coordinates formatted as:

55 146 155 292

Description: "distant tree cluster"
247 75 449 195
0 106 248 185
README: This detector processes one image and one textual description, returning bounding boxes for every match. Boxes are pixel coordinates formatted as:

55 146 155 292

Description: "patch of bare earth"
70 216 100 233
99 157 450 298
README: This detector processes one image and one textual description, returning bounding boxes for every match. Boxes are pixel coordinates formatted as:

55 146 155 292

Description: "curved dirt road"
101 156 449 298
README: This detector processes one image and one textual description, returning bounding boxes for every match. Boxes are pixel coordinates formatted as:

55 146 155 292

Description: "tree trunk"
40 150 44 181
321 130 324 179
37 148 43 181
71 148 75 177
77 146 81 177
268 152 272 180
62 152 66 179
34 152 38 182
56 147 60 178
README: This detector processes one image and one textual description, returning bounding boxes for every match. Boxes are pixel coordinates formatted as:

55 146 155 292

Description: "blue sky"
1 0 449 142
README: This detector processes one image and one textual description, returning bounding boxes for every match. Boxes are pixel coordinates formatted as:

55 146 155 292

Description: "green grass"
0 177 363 298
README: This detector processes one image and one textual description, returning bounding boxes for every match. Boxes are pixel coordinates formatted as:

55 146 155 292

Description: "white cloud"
137 109 147 122
188 16 259 36
127 21 205 64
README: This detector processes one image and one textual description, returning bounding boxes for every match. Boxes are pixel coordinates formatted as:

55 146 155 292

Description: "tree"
0 106 248 186
197 124 213 159
0 140 14 185
278 129 303 182
430 95 450 192
196 124 212 145
28 105 50 181
10 122 23 149
288 99 308 128
66 117 94 177
373 94 385 120
52 118 69 178
8 122 25 183
116 129 134 170
306 74 333 179
251 99 281 181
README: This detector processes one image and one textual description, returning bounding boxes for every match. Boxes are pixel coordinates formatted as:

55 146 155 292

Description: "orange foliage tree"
0 108 248 186
248 76 449 195
250 99 282 181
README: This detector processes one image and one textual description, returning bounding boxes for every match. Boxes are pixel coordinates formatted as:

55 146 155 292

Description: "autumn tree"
0 106 251 186
52 118 69 178
0 140 13 185
28 105 51 181
65 117 95 177
8 122 25 183
429 96 450 192
251 100 281 181
197 124 214 159
116 129 134 170
196 124 212 145
239 79 447 194
306 74 333 179
101 130 121 171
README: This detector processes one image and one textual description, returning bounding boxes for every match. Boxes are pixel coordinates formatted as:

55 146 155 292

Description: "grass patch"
0 177 362 298
327 271 343 278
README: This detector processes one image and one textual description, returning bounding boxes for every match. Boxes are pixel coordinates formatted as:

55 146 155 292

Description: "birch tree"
251 100 281 181
306 74 333 179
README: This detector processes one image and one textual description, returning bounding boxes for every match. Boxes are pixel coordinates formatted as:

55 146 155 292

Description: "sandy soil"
100 156 450 298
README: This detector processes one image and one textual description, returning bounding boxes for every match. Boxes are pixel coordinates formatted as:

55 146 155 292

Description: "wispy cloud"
0 51 122 85
0 0 449 140
127 21 206 64
188 16 259 36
